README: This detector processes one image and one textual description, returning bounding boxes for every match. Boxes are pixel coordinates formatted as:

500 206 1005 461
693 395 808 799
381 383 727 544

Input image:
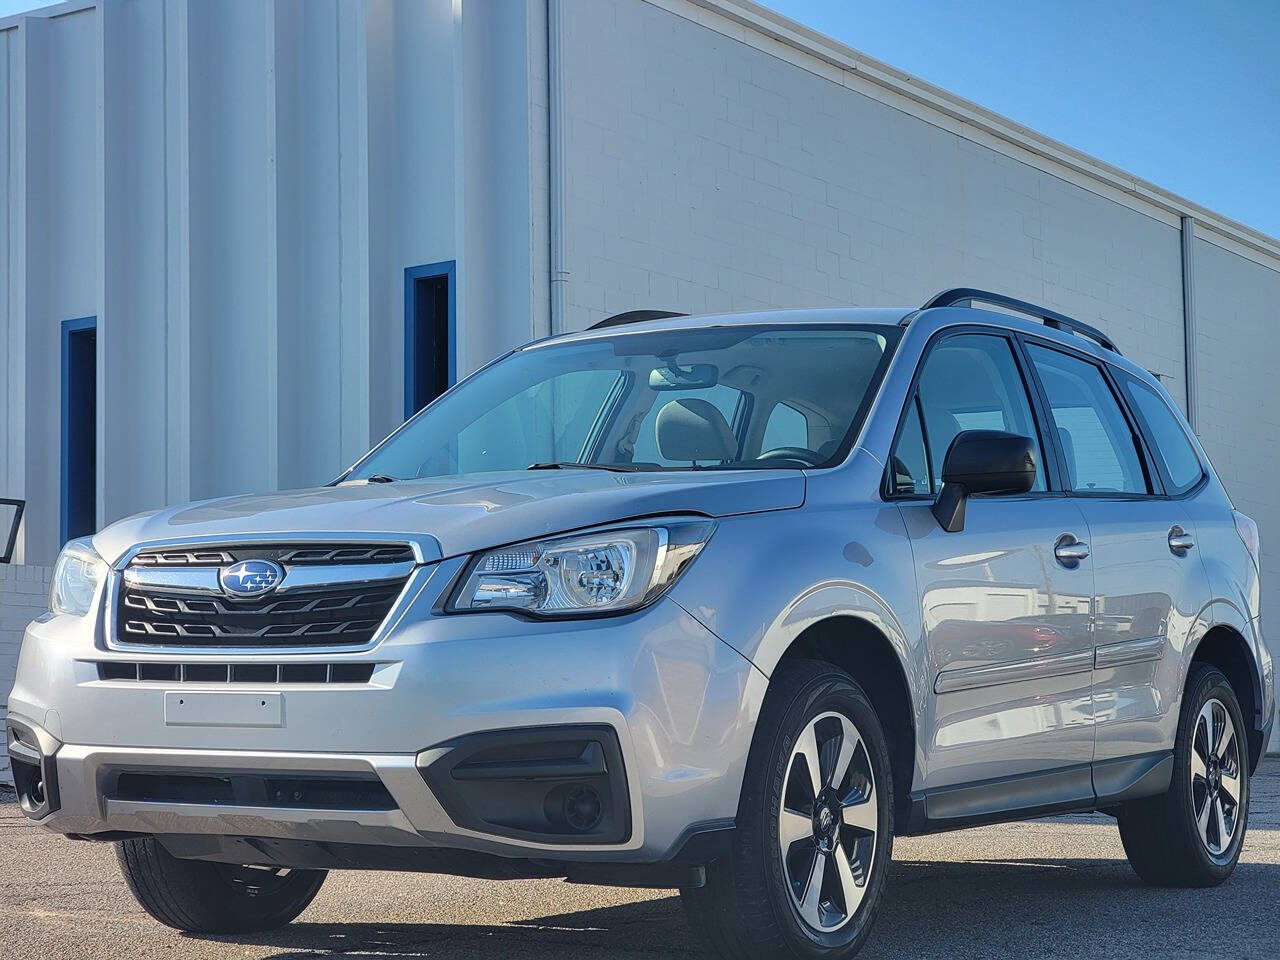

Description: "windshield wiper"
527 461 650 473
363 474 400 483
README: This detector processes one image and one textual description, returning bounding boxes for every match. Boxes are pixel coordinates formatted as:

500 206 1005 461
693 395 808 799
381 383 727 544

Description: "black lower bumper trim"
421 724 631 846
5 719 60 820
109 771 397 811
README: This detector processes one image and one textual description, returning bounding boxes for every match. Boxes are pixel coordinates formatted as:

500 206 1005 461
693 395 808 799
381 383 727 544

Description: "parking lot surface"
2 760 1278 959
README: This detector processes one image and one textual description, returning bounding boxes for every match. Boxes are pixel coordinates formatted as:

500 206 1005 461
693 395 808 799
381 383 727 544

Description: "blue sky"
759 0 1280 238
3 0 1275 237
0 0 44 17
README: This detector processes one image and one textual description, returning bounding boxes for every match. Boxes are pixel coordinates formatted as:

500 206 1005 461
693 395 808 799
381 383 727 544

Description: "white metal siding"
557 0 1186 403
1193 238 1280 750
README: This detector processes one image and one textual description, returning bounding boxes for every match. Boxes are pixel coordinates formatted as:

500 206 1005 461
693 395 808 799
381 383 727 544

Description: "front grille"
116 542 414 648
97 661 377 684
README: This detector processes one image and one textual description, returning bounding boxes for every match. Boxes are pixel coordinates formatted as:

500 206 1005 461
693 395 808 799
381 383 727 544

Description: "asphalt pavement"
2 760 1278 959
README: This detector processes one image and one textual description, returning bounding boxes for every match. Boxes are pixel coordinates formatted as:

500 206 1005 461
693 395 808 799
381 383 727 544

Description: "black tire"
116 837 327 933
682 659 894 960
1117 663 1250 887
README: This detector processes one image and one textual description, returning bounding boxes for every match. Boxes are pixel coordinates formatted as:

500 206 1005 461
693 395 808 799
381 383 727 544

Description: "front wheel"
1117 664 1250 886
116 837 327 933
682 660 894 960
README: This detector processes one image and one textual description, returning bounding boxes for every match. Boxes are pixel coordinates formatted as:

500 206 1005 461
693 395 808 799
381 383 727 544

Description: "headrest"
656 398 737 463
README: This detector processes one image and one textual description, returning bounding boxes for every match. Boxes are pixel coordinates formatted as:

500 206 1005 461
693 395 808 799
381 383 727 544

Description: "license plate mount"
164 691 283 728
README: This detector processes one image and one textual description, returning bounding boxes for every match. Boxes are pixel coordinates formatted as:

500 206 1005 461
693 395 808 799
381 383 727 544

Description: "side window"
632 384 742 465
1025 344 1148 495
890 398 931 495
911 334 1046 493
762 402 809 451
1122 377 1204 494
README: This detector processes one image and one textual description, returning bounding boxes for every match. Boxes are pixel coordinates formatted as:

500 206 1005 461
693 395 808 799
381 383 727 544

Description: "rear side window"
1026 344 1148 495
1122 378 1204 495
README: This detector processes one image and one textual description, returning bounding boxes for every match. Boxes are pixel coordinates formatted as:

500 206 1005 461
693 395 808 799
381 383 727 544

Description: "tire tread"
683 659 893 960
1117 663 1248 887
115 837 326 933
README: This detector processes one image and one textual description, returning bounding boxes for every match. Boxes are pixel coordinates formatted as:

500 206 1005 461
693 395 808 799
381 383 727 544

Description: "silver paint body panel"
10 304 1272 862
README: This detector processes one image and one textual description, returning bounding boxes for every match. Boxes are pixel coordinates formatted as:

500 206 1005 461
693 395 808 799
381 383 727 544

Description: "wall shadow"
197 853 1279 959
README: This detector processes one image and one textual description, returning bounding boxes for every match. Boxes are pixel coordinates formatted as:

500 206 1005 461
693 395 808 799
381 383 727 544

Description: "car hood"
92 469 805 565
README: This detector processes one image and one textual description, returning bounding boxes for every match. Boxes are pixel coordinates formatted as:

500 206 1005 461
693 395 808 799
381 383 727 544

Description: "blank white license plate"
164 691 283 728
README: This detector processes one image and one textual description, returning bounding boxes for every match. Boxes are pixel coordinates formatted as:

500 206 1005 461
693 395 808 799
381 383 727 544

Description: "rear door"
891 332 1096 814
1022 343 1212 790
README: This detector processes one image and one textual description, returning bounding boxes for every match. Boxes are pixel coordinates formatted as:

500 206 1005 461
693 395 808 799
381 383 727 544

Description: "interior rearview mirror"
932 430 1036 533
649 363 718 391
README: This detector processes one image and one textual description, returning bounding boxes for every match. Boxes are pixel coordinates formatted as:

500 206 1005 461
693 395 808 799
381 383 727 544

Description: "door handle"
1054 535 1090 567
1168 526 1195 555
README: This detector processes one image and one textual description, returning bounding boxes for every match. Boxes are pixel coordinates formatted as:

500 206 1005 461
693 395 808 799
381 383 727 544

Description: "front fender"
668 502 926 786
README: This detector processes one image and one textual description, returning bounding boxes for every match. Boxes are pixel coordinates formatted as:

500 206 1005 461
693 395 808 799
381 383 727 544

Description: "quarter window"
891 398 931 495
1122 378 1204 495
906 334 1046 494
1026 344 1148 495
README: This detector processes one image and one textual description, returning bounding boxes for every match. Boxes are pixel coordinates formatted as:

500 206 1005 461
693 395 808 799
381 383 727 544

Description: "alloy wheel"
1190 697 1242 857
778 710 878 933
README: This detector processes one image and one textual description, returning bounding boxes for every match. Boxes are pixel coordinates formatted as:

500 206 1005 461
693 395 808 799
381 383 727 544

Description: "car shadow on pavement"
203 854 1278 959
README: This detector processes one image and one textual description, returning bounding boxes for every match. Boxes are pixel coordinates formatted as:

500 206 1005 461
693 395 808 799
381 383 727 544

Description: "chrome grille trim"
109 540 424 651
129 544 416 566
122 561 415 595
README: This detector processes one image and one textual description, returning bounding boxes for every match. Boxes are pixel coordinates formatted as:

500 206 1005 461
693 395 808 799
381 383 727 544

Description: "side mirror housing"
932 430 1036 533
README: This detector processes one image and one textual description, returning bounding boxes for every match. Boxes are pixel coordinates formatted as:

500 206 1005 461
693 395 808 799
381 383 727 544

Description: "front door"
891 333 1096 820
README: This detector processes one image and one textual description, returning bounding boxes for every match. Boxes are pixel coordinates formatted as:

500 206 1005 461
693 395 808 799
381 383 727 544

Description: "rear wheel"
1117 664 1249 886
116 837 327 933
682 660 893 959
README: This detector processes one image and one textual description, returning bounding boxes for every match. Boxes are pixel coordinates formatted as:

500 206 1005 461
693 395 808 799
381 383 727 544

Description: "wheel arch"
774 615 919 827
1188 619 1266 773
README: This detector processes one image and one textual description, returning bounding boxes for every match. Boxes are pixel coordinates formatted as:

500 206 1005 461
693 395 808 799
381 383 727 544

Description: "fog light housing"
6 720 60 820
419 725 629 845
551 784 604 833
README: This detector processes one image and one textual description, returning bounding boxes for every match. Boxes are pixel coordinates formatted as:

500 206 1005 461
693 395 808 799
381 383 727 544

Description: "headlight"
448 519 714 617
50 537 108 617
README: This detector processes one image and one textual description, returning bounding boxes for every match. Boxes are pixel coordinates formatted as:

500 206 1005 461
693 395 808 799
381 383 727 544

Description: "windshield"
347 324 899 480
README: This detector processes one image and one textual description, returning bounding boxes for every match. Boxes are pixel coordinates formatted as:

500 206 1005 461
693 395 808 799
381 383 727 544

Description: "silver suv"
8 289 1273 959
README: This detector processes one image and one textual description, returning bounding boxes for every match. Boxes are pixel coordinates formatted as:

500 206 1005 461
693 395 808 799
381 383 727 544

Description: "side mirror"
932 430 1036 533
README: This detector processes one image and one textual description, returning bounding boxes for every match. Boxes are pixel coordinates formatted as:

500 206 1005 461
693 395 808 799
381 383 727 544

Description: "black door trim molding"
901 750 1174 835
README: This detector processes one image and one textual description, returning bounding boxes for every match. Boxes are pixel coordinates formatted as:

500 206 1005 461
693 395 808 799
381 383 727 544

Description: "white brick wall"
558 0 1274 750
0 564 51 785
558 0 1186 406
1192 240 1280 752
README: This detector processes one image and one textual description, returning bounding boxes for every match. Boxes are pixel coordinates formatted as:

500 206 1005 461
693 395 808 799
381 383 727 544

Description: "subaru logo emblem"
219 559 284 597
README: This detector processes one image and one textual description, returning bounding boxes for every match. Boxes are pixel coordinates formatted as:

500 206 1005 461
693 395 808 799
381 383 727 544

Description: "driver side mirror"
932 430 1036 533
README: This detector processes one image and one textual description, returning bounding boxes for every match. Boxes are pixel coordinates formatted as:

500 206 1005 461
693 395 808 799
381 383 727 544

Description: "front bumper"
7 556 762 865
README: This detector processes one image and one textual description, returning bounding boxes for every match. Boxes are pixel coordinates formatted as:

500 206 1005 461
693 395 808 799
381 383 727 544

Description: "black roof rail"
919 287 1120 354
589 309 687 331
